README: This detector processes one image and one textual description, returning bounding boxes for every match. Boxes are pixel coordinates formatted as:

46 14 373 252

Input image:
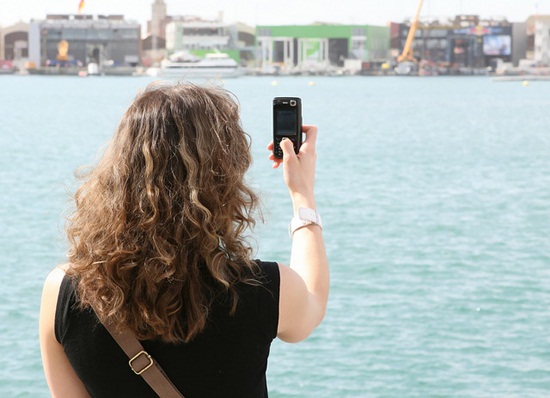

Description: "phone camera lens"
290 100 296 106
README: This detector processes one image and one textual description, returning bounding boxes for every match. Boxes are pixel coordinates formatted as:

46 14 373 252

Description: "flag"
78 0 85 13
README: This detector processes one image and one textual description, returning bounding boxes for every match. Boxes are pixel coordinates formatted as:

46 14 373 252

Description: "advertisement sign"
483 35 511 56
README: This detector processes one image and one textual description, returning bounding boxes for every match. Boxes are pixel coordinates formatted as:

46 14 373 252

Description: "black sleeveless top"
55 261 280 398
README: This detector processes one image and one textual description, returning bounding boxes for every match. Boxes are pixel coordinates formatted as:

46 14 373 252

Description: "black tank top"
55 261 280 398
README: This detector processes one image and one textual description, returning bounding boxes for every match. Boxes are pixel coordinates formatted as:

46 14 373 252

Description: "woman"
39 83 329 397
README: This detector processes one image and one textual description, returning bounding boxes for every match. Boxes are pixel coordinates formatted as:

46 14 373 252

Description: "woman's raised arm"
268 125 330 342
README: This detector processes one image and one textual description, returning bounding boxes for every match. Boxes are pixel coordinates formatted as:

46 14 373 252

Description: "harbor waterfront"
0 75 549 397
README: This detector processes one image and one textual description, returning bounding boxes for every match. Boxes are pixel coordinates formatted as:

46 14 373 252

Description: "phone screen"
275 109 297 136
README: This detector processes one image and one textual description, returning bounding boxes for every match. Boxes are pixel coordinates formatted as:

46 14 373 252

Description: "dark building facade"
394 15 513 72
4 31 29 60
0 22 29 62
29 14 140 67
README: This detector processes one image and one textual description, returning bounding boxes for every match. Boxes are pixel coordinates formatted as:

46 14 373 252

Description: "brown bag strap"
102 321 185 398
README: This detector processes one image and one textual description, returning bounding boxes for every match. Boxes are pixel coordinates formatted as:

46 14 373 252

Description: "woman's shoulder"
245 260 280 296
231 260 280 300
234 260 280 340
40 264 72 346
42 264 70 298
254 260 280 280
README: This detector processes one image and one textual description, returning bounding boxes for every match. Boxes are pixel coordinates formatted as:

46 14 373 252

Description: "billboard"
483 35 511 56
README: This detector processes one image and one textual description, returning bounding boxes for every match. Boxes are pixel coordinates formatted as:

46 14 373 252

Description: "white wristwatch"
289 207 323 238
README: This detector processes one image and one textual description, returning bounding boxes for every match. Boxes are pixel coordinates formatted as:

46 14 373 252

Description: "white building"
151 0 167 39
534 20 550 65
165 17 231 53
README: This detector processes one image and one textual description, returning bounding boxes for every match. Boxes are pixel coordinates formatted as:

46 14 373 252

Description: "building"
150 0 168 39
28 14 140 68
142 0 254 66
534 18 550 65
1 22 29 64
166 16 231 53
141 34 166 66
164 15 251 63
534 19 550 65
393 15 513 73
256 24 390 74
232 22 256 65
511 22 527 66
525 15 550 61
142 0 170 66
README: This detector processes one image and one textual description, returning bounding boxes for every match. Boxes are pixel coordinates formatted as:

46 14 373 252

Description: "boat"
493 75 550 82
394 61 417 76
157 51 244 79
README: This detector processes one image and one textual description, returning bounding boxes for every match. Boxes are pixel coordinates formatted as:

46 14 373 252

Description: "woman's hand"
267 125 318 212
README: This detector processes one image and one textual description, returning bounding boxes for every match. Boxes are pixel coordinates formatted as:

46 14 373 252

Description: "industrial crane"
395 0 424 75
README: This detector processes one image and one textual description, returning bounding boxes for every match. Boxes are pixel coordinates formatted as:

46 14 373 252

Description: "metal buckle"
129 350 154 375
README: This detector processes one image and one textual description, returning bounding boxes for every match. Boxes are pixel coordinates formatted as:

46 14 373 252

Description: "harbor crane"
395 0 424 75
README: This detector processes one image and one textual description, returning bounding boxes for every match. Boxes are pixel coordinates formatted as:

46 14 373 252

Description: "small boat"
492 75 550 82
394 61 418 76
157 51 244 79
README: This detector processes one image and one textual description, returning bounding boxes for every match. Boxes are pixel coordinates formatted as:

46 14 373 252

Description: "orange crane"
395 0 424 74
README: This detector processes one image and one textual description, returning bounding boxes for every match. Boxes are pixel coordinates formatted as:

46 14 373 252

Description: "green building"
256 24 389 73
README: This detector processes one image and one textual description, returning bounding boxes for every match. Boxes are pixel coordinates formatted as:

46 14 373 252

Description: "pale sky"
0 0 547 29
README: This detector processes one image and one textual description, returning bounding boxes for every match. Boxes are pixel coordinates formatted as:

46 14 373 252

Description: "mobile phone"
273 97 302 159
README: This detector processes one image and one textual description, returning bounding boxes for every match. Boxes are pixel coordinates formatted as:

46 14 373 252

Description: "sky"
0 0 548 29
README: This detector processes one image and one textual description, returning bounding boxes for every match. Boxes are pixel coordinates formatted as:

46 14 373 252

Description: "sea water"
0 75 549 397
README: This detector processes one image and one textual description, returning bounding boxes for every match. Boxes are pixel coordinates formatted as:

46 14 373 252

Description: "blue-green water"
1 75 549 397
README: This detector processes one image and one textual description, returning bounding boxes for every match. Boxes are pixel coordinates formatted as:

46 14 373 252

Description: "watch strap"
289 207 322 238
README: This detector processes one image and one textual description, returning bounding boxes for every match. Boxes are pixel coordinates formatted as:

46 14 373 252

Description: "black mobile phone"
273 97 302 159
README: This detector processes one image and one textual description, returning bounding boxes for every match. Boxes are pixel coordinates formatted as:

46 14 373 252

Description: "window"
258 28 271 37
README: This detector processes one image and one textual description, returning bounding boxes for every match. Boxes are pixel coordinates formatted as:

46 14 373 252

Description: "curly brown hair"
66 82 261 343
